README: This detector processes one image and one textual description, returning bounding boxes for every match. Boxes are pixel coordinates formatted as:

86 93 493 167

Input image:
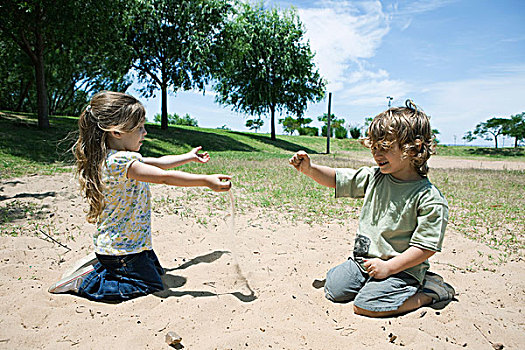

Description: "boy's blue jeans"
78 250 164 302
324 257 419 312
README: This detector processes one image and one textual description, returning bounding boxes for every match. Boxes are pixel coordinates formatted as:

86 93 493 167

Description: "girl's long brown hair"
73 91 146 223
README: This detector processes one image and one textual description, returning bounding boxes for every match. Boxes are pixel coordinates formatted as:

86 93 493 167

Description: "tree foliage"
153 112 198 127
128 0 232 129
318 113 344 137
279 116 312 135
334 126 348 139
349 126 361 139
246 118 264 132
213 2 326 140
463 117 508 148
0 0 133 127
501 112 525 147
0 38 34 112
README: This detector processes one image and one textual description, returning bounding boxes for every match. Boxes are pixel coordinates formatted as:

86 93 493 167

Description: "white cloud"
298 1 390 92
420 65 525 144
389 0 458 16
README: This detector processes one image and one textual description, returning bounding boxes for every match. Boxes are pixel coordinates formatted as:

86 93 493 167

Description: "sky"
131 0 525 146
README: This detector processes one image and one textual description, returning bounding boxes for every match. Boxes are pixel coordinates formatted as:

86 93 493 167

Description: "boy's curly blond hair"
361 100 436 177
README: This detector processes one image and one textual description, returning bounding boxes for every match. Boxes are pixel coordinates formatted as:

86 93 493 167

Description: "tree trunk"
161 84 168 130
15 80 32 112
35 48 50 129
515 137 518 148
494 136 498 148
270 105 276 140
34 25 49 129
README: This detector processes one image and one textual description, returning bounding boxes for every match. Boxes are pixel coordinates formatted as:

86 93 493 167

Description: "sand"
1 164 524 349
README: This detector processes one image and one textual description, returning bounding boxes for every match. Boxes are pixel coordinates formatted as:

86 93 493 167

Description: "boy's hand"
189 146 210 163
206 174 232 192
363 258 392 279
289 151 311 173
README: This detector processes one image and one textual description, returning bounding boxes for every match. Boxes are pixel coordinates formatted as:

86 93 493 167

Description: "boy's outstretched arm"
128 160 231 192
143 146 210 170
289 151 336 188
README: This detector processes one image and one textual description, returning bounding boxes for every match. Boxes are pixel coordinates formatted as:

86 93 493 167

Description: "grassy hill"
1 111 524 178
0 111 370 178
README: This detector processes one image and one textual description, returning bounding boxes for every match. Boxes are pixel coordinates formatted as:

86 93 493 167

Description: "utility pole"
387 96 393 107
326 92 332 154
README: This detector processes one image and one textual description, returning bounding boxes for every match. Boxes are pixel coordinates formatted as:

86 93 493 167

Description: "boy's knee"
324 279 356 303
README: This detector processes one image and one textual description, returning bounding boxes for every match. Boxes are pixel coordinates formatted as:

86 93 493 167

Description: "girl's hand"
363 258 392 280
206 174 232 192
189 146 210 163
289 151 311 173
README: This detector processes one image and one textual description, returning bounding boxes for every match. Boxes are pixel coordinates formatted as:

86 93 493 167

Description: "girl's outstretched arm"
289 151 336 188
143 146 210 170
128 160 231 192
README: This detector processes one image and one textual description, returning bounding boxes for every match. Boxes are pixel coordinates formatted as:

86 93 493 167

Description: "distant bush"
153 113 198 127
349 126 361 139
321 125 333 137
334 126 347 139
298 126 318 136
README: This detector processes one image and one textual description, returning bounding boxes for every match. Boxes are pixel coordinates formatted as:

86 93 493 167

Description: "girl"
48 91 231 301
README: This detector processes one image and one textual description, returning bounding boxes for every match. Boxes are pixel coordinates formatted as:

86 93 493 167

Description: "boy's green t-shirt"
336 166 448 283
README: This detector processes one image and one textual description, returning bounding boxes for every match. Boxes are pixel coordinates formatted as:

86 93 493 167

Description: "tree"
363 116 374 136
334 126 348 139
279 116 301 135
297 126 318 136
154 113 179 125
318 113 344 137
279 116 312 135
177 113 199 127
0 38 34 112
213 2 326 140
349 126 361 139
432 128 441 144
463 117 507 148
246 118 264 132
128 0 232 130
501 112 525 148
462 131 475 143
0 0 132 128
154 112 198 126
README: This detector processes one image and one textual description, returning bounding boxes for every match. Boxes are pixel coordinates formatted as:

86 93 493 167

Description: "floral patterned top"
94 149 152 255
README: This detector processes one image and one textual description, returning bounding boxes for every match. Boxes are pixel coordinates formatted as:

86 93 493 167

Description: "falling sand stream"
227 189 256 298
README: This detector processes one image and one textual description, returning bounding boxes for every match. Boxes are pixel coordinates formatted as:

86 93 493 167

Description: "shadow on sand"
154 250 257 303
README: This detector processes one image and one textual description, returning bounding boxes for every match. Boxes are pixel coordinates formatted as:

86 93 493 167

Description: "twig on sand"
473 323 494 346
38 229 71 251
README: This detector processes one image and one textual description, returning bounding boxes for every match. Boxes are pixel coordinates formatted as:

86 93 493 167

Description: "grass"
1 111 524 257
436 144 525 160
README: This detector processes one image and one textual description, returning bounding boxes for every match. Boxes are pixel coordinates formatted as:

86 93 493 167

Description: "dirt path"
345 152 525 171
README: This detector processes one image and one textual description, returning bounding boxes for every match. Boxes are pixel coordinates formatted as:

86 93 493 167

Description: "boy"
290 100 454 317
